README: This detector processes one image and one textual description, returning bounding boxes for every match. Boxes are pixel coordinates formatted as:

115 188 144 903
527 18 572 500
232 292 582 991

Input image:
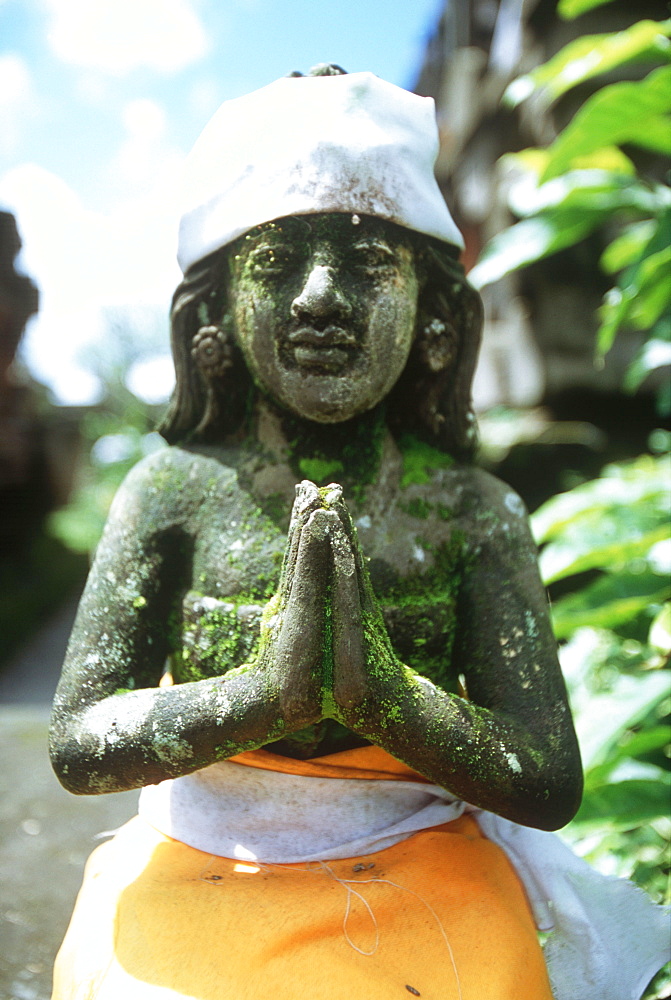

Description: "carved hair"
159 225 482 460
388 238 482 459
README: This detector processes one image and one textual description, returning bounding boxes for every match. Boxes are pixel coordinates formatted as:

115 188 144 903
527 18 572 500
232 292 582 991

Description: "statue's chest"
190 512 286 603
176 497 463 691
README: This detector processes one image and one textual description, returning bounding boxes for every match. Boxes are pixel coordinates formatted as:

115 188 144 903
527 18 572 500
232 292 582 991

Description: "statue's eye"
249 245 295 276
351 241 397 275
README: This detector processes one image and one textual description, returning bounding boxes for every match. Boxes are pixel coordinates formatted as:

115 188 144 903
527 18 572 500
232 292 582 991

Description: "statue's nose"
291 265 351 323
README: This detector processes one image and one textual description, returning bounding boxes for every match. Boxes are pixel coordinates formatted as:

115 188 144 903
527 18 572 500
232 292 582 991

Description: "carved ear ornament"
418 318 456 373
191 323 234 377
424 318 446 336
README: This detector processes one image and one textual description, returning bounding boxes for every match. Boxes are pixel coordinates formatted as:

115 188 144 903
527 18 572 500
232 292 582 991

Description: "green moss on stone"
398 434 454 487
298 457 345 484
286 405 386 502
175 590 271 684
375 534 466 691
399 497 433 519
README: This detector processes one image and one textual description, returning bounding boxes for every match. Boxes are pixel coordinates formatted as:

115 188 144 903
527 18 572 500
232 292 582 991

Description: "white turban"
178 71 463 273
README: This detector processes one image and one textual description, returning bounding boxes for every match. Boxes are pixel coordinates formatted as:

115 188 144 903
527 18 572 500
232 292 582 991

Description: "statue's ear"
414 316 459 375
191 319 235 380
412 261 459 377
161 251 249 445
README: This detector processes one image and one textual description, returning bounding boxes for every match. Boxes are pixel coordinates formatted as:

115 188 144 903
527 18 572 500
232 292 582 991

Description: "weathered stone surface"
48 210 582 829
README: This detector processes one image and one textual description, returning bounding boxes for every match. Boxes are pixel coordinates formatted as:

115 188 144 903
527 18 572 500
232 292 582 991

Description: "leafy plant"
531 454 671 997
468 6 671 992
468 4 671 413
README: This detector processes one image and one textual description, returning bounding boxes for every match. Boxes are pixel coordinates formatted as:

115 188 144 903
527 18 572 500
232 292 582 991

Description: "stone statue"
49 66 667 1000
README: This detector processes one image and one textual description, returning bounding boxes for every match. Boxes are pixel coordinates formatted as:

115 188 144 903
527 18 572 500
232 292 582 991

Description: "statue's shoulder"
108 443 240 529
454 465 528 517
407 459 522 510
446 466 536 560
416 463 531 539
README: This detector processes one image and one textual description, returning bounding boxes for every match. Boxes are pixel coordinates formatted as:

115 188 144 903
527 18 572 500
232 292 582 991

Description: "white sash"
139 760 466 862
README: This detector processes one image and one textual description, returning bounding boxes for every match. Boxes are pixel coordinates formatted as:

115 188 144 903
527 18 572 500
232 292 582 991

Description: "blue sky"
0 0 444 403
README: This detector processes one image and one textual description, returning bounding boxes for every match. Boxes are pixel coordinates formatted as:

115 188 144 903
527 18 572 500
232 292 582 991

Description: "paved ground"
0 602 138 1000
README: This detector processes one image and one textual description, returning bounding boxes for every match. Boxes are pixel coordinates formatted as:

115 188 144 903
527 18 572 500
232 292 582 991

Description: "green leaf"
551 572 670 639
532 455 670 544
505 21 671 108
624 333 671 392
600 220 656 273
557 0 618 19
570 147 636 175
629 249 671 327
570 776 671 832
655 374 671 417
468 210 604 289
567 667 670 770
597 261 671 355
471 171 669 289
540 66 671 182
508 170 661 219
597 207 671 353
597 286 634 355
535 455 671 585
586 726 671 786
540 523 670 584
561 627 654 694
501 147 550 177
649 603 671 653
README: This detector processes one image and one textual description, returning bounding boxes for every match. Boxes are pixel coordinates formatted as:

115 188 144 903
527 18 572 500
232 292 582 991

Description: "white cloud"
0 54 31 104
0 162 181 404
123 98 166 140
111 98 185 198
126 356 175 403
44 0 209 76
74 72 114 106
0 54 37 156
188 78 222 120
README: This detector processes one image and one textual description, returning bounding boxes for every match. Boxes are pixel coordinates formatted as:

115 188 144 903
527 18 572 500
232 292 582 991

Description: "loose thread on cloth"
198 856 462 1000
317 862 463 1000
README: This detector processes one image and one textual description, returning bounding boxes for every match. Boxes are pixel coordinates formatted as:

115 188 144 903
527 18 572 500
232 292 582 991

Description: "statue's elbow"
49 747 84 794
49 729 110 795
534 766 584 831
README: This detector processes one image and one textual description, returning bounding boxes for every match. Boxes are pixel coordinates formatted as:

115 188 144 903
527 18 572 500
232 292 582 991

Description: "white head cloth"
178 71 463 273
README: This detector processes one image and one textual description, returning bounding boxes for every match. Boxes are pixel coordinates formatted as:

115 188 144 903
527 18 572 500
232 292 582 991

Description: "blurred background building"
415 0 666 410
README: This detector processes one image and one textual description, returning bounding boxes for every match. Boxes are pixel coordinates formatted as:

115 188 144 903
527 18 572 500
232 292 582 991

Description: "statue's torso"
146 441 503 756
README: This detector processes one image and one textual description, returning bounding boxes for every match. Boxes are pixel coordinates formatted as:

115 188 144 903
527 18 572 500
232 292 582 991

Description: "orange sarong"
52 747 554 1000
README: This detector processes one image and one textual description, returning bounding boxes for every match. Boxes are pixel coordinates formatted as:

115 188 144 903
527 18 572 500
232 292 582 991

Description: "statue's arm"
49 463 323 795
330 478 583 831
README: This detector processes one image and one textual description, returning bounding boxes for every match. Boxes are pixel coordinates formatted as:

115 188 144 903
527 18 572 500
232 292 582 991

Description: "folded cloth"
137 745 670 1000
138 750 467 862
475 811 671 1000
53 811 552 999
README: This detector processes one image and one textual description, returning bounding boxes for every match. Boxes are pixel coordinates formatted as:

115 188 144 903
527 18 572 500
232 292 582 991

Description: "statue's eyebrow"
249 242 285 255
249 216 312 244
244 233 292 257
351 238 396 257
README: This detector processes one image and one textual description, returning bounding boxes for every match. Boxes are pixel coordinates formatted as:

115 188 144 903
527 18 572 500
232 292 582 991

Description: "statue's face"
227 214 419 423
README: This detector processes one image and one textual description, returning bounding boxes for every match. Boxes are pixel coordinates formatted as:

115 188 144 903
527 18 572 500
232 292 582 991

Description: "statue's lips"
285 326 357 371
